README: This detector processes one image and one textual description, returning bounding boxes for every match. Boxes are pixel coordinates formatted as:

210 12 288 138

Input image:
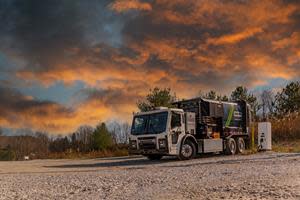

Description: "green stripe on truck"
225 105 234 127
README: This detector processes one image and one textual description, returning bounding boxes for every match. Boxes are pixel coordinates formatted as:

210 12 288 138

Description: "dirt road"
0 152 299 200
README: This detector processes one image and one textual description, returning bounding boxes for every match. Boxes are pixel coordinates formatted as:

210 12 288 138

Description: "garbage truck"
129 97 252 160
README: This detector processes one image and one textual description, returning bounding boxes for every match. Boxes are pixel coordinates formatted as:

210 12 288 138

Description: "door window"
171 112 181 128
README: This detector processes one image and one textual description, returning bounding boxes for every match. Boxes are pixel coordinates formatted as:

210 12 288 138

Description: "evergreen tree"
199 90 228 101
137 87 176 112
92 123 113 150
275 81 300 115
218 95 229 101
205 90 217 100
231 86 249 101
230 86 260 116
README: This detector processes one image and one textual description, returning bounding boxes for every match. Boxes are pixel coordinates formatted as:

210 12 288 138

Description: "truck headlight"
129 140 137 149
158 139 166 149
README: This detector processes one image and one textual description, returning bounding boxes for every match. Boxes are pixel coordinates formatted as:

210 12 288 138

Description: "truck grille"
138 137 156 150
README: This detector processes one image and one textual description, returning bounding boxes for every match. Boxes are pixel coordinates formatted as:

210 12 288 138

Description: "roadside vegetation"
0 81 299 160
271 111 300 153
0 122 130 161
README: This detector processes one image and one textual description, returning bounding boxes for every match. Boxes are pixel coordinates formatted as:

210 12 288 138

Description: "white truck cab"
129 107 194 160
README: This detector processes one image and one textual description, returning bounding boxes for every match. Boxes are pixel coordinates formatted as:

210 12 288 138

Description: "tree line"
137 81 300 141
0 121 130 160
138 81 300 120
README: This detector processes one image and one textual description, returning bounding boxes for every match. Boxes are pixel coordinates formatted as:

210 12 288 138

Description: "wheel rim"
181 144 193 158
230 141 236 154
239 139 245 152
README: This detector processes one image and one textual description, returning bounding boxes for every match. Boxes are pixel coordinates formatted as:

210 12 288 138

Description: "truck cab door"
168 111 185 155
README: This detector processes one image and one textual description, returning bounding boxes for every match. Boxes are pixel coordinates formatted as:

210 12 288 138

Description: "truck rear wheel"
236 137 245 154
225 138 236 155
179 140 196 160
146 154 163 160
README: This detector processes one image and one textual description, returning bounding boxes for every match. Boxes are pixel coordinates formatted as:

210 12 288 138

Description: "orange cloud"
153 0 297 29
14 1 300 91
0 87 137 134
245 53 295 80
1 0 300 133
109 0 152 13
207 28 263 45
272 32 300 50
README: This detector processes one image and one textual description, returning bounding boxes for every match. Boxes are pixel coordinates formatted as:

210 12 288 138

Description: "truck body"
129 98 252 160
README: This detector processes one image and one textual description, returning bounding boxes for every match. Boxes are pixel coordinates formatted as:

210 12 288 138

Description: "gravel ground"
0 152 299 200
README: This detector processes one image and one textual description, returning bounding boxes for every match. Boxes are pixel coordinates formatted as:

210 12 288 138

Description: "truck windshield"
131 112 168 135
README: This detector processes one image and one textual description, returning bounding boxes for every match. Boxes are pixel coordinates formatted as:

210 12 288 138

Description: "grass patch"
243 138 300 154
271 112 300 141
272 139 300 153
243 148 258 155
0 149 16 161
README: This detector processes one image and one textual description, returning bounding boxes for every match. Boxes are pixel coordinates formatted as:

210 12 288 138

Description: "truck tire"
178 140 196 160
225 138 236 155
236 137 245 154
146 154 163 160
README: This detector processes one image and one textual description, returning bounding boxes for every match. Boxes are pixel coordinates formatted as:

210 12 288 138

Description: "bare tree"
71 125 94 152
108 121 131 144
34 132 50 157
261 89 274 119
108 121 121 144
121 123 130 144
49 135 71 153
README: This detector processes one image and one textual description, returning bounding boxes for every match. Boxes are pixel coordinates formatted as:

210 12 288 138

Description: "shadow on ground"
44 153 300 170
45 156 178 169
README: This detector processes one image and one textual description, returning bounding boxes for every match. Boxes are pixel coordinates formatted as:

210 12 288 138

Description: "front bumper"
129 136 169 155
129 148 168 155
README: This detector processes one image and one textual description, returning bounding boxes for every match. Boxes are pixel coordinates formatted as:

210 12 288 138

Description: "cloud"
0 0 124 71
0 0 300 133
0 87 75 133
109 0 152 13
207 27 263 45
0 86 139 134
2 0 299 91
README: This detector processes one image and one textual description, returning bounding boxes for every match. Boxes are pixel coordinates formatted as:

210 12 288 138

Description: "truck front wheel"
146 154 163 160
225 138 236 155
179 140 196 160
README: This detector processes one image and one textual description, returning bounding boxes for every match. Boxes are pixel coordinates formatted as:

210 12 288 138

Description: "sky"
0 0 299 135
